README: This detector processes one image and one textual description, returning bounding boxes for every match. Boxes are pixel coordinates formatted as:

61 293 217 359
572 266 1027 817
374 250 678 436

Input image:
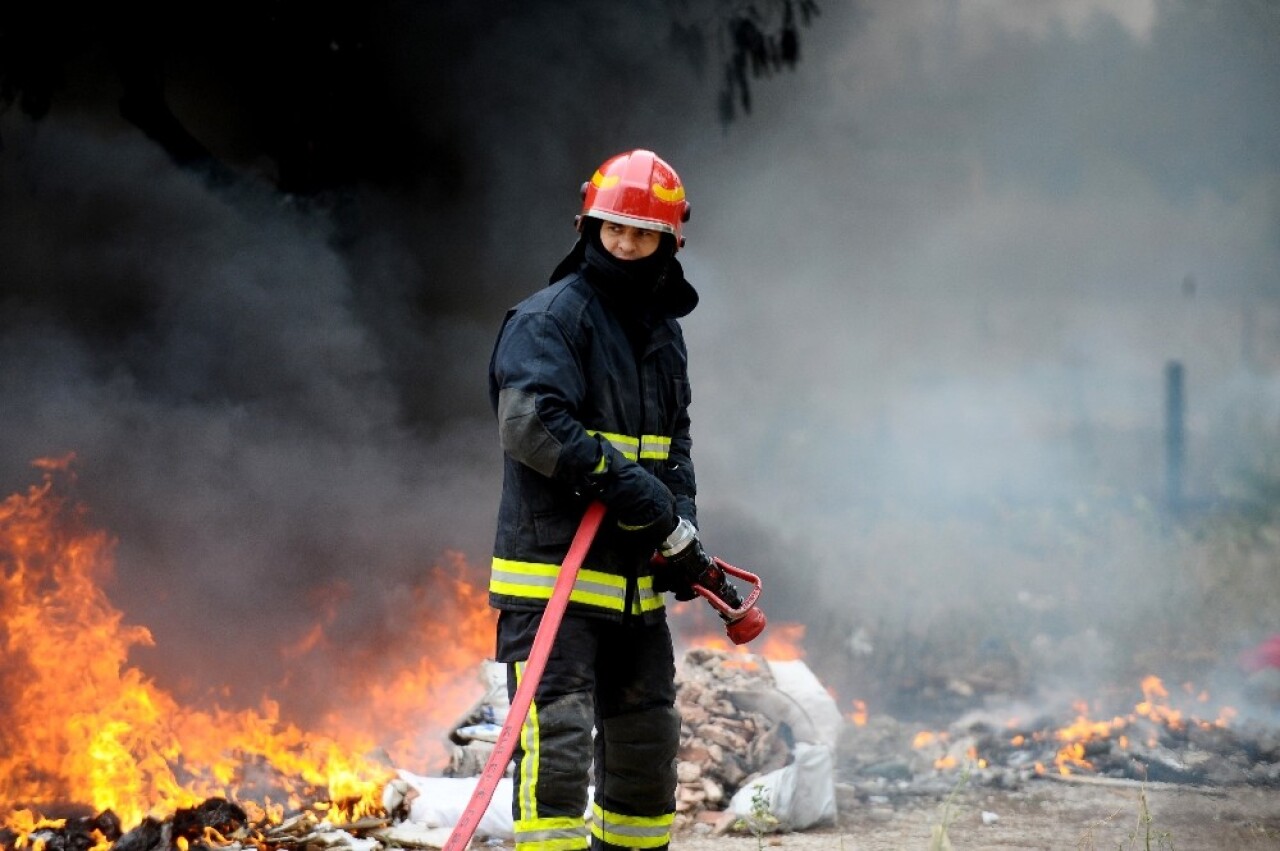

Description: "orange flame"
756 622 805 661
1019 675 1239 776
848 699 868 727
911 730 948 749
682 620 806 662
0 459 496 837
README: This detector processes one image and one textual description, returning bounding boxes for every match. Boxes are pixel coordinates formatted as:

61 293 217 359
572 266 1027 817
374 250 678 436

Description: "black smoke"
3 0 1279 733
0 1 820 723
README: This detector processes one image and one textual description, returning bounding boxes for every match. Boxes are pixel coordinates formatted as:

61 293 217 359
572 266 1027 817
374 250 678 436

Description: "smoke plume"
2 0 1278 728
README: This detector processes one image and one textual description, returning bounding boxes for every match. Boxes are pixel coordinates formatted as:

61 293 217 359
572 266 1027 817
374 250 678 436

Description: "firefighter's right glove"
650 556 697 601
582 438 678 548
659 518 711 602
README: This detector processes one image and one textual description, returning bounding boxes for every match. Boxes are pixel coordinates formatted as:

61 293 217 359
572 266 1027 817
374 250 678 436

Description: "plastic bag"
728 742 837 831
393 770 514 840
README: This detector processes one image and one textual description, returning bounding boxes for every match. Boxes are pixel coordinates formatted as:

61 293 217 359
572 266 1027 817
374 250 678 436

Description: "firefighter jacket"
488 242 699 625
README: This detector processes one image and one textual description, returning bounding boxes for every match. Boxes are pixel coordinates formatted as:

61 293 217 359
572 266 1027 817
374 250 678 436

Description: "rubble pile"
672 648 792 829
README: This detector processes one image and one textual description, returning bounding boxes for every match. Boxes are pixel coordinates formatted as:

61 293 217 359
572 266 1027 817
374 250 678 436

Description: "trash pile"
390 648 845 843
15 652 1280 851
672 648 840 833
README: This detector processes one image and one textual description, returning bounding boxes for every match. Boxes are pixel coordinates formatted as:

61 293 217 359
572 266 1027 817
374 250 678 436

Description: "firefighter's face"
600 221 663 260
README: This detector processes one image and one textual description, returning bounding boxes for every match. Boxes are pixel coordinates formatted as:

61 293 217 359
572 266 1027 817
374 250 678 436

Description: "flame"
681 620 806 662
317 553 498 764
756 622 805 660
1134 675 1184 729
911 730 947 749
848 699 868 727
1 459 497 838
1002 675 1240 777
1050 711 1128 774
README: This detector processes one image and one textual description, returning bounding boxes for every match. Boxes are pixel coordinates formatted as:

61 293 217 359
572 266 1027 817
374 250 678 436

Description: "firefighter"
487 149 714 851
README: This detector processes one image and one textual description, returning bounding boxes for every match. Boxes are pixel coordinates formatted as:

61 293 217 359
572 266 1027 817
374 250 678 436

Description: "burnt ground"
670 781 1280 850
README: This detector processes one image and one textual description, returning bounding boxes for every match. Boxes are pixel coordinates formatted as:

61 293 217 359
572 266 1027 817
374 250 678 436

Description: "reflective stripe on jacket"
488 266 697 624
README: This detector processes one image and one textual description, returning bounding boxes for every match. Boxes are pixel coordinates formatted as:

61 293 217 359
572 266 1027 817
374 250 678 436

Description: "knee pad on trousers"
598 705 681 812
517 691 595 817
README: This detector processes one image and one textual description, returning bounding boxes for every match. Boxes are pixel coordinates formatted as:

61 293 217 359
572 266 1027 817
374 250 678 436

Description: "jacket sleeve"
491 309 677 535
491 309 597 480
662 383 698 529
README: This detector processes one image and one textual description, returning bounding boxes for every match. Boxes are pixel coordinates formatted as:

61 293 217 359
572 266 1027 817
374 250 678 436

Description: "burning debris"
2 801 401 851
0 462 488 851
0 461 395 833
1 811 122 851
839 675 1280 804
115 799 251 851
4 463 1280 851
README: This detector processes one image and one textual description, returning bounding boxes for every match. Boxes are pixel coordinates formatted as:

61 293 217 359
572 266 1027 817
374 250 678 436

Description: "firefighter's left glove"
582 438 678 547
657 517 710 602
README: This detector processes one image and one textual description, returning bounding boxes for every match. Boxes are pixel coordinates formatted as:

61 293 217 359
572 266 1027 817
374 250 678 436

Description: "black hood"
547 224 698 320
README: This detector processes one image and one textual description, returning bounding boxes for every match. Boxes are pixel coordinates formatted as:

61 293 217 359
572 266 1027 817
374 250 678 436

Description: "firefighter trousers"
497 610 680 851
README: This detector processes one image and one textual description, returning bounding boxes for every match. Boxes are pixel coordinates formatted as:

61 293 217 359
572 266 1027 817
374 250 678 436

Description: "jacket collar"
548 238 698 321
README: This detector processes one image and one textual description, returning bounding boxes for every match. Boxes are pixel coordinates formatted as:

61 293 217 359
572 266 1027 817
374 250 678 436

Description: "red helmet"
578 149 691 248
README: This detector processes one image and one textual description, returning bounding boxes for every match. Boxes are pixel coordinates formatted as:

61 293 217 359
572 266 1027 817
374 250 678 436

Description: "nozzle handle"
692 558 761 620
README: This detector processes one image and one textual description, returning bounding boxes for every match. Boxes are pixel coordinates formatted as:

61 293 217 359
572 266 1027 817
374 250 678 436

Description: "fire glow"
0 459 495 842
683 620 805 663
1028 675 1238 776
901 675 1242 779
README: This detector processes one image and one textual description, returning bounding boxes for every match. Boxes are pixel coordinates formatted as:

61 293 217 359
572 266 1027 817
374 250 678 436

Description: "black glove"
580 439 677 547
651 555 698 601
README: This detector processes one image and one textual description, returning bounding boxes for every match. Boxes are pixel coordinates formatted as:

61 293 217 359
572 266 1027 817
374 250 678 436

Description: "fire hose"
441 501 606 851
441 503 765 850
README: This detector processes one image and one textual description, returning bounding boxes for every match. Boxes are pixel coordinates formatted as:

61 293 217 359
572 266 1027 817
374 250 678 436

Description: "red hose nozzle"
694 558 767 645
725 606 767 645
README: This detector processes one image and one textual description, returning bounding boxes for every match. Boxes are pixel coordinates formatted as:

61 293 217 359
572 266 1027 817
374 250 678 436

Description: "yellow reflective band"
589 802 673 849
514 837 588 851
589 430 671 463
514 835 587 849
651 182 685 203
515 815 589 851
492 559 628 611
515 661 540 821
632 576 665 615
590 430 639 459
639 435 671 460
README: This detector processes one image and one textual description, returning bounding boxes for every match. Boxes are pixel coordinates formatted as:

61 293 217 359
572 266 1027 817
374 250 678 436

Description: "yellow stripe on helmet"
651 183 685 203
592 171 621 189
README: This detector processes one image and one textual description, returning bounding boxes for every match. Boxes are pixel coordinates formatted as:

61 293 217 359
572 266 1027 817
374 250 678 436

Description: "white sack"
395 770 514 840
766 659 844 750
728 742 837 832
373 823 454 850
393 771 595 842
